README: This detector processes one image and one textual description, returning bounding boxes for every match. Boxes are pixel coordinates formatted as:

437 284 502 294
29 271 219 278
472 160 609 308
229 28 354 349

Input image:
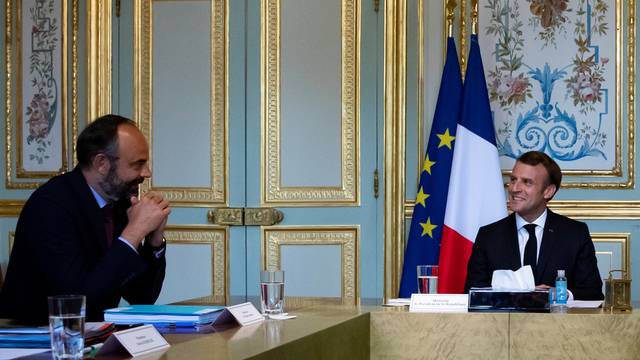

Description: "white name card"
97 325 170 357
409 294 469 313
212 302 265 327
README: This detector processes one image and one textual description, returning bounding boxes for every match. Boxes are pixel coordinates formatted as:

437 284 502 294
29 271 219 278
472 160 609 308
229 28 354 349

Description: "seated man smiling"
465 151 603 300
0 114 171 322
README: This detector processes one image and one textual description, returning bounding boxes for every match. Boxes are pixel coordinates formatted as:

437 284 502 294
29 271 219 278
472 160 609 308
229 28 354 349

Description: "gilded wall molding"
135 0 228 207
592 233 630 276
4 0 77 188
0 201 24 217
261 0 360 206
262 226 359 305
404 200 640 220
71 0 79 164
86 0 111 123
164 225 228 305
383 0 407 302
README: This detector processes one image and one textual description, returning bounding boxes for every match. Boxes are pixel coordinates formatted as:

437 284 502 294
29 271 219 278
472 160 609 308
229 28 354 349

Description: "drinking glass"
260 270 285 315
48 295 86 360
416 265 439 294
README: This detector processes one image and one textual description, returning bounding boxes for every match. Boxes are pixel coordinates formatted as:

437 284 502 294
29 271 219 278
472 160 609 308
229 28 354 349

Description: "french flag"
438 35 508 293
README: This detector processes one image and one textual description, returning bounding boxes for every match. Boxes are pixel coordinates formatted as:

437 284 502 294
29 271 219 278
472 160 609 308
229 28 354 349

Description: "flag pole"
471 0 478 36
445 0 456 38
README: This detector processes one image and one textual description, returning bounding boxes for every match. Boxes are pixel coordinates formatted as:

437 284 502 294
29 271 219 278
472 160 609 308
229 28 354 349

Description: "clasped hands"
121 191 171 248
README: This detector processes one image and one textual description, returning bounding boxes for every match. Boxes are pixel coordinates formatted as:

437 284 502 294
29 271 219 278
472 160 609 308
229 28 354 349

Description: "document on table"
567 300 603 308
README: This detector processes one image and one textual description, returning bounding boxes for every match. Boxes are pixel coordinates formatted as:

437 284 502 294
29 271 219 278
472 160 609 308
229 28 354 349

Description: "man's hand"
121 191 171 247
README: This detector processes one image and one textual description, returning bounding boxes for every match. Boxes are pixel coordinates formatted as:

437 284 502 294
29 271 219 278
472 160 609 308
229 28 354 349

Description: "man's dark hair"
516 151 562 197
76 114 136 169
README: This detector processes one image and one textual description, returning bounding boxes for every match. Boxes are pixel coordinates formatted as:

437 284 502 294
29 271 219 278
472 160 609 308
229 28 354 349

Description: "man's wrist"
148 236 166 250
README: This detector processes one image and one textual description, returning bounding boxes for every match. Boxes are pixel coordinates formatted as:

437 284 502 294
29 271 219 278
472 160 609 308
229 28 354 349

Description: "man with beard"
0 115 170 322
465 151 603 300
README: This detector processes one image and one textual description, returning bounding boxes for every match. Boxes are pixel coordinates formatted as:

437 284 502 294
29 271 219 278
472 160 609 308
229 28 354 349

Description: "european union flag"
398 37 463 297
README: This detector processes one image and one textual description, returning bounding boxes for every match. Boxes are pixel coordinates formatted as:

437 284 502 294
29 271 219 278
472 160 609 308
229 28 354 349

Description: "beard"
99 164 144 202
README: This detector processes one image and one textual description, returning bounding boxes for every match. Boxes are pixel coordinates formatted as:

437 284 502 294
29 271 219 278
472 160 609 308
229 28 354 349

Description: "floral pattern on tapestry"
480 0 614 170
22 0 61 170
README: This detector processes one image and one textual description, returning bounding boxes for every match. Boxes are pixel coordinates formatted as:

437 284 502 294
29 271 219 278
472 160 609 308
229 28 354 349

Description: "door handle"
208 208 284 226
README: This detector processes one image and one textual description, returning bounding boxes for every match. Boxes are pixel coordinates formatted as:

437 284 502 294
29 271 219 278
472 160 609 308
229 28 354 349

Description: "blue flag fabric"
398 37 463 297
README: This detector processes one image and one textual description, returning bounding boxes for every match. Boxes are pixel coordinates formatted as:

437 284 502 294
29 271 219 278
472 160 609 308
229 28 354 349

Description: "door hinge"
373 169 379 198
373 0 380 13
115 0 121 18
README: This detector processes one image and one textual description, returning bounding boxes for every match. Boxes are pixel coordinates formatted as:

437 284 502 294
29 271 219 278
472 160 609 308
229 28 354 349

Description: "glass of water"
417 265 439 294
260 270 285 315
48 295 85 360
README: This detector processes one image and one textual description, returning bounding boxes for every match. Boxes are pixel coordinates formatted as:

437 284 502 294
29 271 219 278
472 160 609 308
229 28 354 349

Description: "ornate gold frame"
465 0 634 187
592 233 630 275
261 0 360 206
134 0 228 207
164 225 228 305
4 0 74 187
262 226 359 305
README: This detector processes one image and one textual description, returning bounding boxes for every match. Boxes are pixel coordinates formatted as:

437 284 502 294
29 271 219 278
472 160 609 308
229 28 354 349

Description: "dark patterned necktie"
523 224 537 272
103 203 114 247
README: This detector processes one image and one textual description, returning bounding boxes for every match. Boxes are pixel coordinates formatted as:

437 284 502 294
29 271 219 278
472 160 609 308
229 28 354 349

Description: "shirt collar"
515 208 547 230
88 186 109 209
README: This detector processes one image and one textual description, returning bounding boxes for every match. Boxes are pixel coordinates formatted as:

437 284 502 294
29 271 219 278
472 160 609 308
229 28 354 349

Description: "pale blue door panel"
244 0 383 304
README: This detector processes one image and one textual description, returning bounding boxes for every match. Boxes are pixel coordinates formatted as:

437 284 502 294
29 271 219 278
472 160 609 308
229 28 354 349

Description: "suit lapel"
68 167 109 253
536 209 558 282
505 214 521 270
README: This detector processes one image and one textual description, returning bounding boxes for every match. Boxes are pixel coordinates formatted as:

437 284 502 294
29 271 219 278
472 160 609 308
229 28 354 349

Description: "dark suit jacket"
465 210 604 300
0 167 166 322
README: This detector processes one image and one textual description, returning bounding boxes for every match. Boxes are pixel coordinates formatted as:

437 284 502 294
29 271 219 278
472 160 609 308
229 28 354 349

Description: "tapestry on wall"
479 0 617 173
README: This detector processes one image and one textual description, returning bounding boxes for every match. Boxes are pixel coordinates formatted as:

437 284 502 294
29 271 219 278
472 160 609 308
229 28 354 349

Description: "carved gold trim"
87 0 111 121
261 0 360 206
384 0 407 302
71 0 78 165
549 200 640 220
262 226 359 305
135 0 228 207
592 233 630 276
5 0 73 188
164 225 228 305
0 201 24 217
404 200 640 220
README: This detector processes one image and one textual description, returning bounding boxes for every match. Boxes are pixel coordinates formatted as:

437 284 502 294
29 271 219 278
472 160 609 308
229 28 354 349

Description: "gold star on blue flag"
399 37 462 297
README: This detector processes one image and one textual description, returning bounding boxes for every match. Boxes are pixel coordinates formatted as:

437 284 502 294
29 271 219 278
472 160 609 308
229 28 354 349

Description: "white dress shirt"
88 186 165 258
515 209 547 267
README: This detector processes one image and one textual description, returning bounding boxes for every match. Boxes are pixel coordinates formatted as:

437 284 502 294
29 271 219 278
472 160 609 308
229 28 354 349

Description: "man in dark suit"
0 115 171 322
465 151 603 300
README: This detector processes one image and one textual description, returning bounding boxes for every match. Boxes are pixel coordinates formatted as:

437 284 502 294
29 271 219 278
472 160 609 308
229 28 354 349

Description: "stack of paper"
0 327 49 349
104 305 225 326
0 322 115 349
